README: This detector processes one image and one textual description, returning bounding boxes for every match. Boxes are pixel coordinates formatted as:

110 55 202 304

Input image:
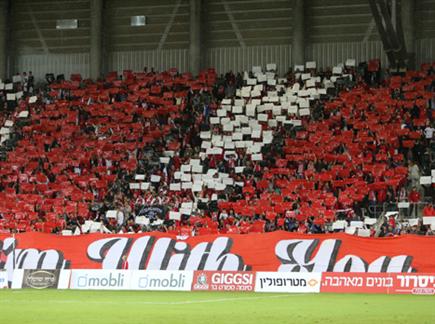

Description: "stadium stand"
0 61 435 237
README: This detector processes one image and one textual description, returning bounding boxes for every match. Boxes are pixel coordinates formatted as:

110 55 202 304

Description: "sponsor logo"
137 273 186 289
412 288 435 295
193 272 209 290
24 270 58 289
308 279 318 287
259 277 307 289
255 272 321 293
211 273 254 286
192 271 255 292
77 273 125 288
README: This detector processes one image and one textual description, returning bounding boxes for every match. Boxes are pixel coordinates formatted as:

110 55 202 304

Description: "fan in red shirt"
408 187 421 218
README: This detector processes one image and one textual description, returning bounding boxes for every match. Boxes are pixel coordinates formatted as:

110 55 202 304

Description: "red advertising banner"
1 232 435 275
192 271 255 292
321 273 435 295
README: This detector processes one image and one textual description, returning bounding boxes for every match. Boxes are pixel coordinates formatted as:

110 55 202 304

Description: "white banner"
0 270 8 288
69 270 193 291
70 270 131 290
130 270 193 291
255 272 321 293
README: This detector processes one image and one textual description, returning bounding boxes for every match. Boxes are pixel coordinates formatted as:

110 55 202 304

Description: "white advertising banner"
69 270 193 291
255 272 321 293
0 270 8 288
70 270 131 290
130 270 193 291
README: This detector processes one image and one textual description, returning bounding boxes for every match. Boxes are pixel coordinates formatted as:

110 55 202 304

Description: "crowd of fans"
0 61 434 237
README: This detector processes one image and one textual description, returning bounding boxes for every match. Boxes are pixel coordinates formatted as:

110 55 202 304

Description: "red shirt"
409 190 420 203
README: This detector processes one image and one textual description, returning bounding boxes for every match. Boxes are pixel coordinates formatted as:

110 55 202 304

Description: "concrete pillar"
0 0 8 80
189 0 201 76
292 0 305 67
90 0 103 80
401 0 415 68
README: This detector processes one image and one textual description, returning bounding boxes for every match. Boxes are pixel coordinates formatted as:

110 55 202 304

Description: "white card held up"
150 175 161 182
18 111 29 118
268 120 278 128
201 141 212 149
241 127 252 135
272 106 282 115
181 165 191 172
251 89 262 97
345 58 356 67
266 63 277 71
420 176 432 185
6 94 15 101
192 165 203 173
169 211 181 220
140 182 150 190
223 123 234 132
217 109 227 117
235 166 245 173
246 103 256 116
252 66 262 73
200 131 211 139
232 105 244 114
129 183 140 190
192 183 202 192
247 78 257 85
301 73 311 81
251 129 262 139
210 117 220 124
251 153 263 161
12 75 22 83
398 202 410 208
182 182 192 189
181 173 192 182
190 159 201 166
170 183 181 191
267 79 276 86
160 157 170 164
275 116 286 123
332 66 343 75
257 113 268 122
306 79 316 88
299 108 310 116
288 105 298 114
29 96 38 103
179 207 192 215
232 132 243 141
234 99 244 106
257 74 267 83
287 119 302 126
135 174 145 180
5 83 13 90
305 61 316 69
222 98 232 105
